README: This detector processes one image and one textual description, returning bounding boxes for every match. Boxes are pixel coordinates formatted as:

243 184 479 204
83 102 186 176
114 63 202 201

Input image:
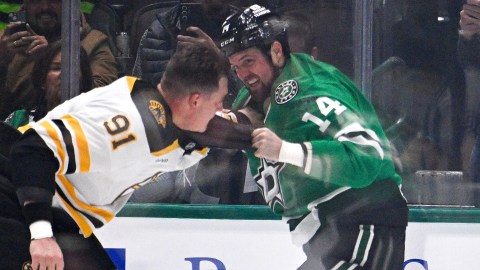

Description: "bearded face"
24 0 62 39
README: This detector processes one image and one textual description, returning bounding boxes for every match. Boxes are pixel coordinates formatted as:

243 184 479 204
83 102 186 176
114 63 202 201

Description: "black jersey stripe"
52 119 77 174
342 131 378 142
130 79 179 153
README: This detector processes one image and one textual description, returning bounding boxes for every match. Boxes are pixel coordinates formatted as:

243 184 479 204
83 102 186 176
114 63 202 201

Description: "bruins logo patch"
149 100 166 128
274 80 298 104
22 262 32 270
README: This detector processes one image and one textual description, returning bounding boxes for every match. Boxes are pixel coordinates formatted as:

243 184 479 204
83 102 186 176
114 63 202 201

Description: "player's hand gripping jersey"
15 77 211 237
234 53 405 241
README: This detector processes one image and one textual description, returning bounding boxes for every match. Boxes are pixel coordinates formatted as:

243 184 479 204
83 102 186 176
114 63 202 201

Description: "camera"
8 11 27 34
179 3 205 36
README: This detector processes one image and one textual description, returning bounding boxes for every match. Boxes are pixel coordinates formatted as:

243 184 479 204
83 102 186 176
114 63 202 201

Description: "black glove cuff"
22 202 53 226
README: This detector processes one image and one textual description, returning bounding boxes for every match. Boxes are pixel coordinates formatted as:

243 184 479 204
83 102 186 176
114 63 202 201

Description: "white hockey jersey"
19 76 209 237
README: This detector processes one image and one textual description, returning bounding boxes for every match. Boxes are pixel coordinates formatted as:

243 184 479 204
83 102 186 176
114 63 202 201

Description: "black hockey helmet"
219 4 289 57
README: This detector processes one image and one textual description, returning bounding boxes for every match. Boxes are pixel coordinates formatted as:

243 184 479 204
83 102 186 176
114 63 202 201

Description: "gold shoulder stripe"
40 121 67 175
126 76 138 93
151 139 180 156
61 115 91 172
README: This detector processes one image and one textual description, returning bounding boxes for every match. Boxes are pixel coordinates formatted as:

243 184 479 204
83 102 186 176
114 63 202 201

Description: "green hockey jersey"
234 53 401 219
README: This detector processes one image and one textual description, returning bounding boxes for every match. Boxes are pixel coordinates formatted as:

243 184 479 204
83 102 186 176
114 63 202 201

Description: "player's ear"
271 41 285 68
188 92 201 108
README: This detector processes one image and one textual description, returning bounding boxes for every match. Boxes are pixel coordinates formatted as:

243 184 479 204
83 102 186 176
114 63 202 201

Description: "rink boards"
94 204 480 270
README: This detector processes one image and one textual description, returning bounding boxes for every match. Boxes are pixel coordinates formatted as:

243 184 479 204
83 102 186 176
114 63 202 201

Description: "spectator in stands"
0 0 118 120
458 0 480 203
5 41 93 128
132 0 241 106
281 11 318 60
458 0 480 68
32 41 93 119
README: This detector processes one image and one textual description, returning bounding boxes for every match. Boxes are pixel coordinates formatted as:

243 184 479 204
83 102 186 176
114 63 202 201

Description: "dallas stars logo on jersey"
254 159 286 208
275 80 298 104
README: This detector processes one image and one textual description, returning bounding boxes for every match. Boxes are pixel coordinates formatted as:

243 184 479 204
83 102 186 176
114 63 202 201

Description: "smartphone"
179 3 206 36
8 11 27 34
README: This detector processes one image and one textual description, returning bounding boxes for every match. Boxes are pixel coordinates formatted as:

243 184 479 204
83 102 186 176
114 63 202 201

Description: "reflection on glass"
76 0 479 208
372 0 479 208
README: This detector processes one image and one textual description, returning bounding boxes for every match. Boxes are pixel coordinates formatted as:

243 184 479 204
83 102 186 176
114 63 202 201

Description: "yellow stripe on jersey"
56 190 95 237
216 111 239 123
195 148 209 155
39 121 67 175
61 115 91 172
18 124 32 133
57 174 115 225
151 139 180 156
126 76 138 92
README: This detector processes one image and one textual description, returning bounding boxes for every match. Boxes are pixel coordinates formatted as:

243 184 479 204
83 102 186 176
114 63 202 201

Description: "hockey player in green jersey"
220 5 409 270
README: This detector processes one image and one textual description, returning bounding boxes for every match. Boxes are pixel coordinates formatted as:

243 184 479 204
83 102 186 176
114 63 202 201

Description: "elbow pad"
10 129 58 205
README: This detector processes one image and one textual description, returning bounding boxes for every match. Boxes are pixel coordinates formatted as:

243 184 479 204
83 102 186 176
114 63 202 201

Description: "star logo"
274 80 298 104
255 159 286 208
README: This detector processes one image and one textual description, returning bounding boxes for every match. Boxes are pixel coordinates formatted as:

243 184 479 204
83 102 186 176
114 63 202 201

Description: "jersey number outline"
302 96 346 132
103 115 136 150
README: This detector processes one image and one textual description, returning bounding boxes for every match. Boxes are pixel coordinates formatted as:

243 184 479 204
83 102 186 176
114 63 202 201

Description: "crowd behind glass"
1 0 478 207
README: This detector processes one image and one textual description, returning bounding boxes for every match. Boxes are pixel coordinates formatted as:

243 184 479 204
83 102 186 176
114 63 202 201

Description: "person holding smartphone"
0 0 118 121
459 0 480 66
0 10 46 67
132 0 241 105
460 0 480 31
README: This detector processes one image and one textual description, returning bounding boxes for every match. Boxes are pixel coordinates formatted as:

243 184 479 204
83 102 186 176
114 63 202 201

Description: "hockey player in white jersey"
0 42 246 269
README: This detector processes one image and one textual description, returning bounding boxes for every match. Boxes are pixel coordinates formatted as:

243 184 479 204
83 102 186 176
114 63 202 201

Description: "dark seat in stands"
85 1 121 55
129 1 179 59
